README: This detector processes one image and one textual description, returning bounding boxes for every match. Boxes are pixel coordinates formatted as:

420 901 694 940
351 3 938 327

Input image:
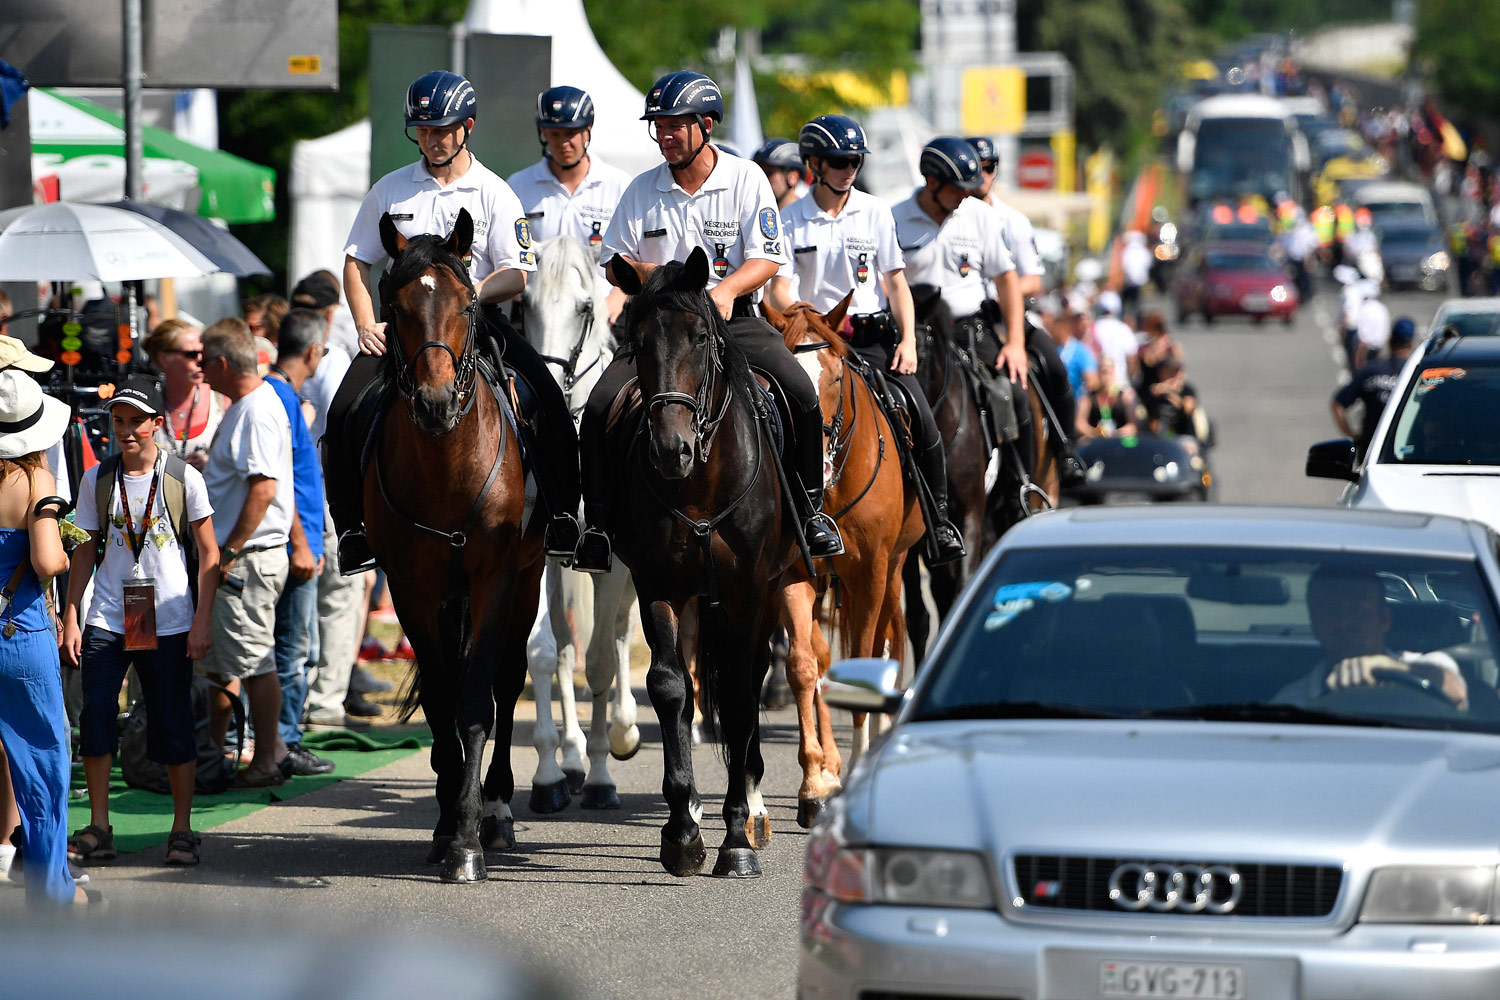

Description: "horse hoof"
760 681 794 711
609 726 642 761
712 847 762 879
529 778 570 814
580 784 620 810
426 835 455 865
438 846 487 884
659 833 707 877
479 815 516 851
797 797 828 829
691 723 704 746
745 813 773 849
563 767 586 795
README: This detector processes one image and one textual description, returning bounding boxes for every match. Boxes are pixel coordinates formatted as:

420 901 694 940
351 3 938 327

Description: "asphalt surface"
0 281 1451 999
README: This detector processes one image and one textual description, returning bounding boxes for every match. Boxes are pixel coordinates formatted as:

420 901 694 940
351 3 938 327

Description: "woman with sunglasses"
143 318 225 470
765 115 965 565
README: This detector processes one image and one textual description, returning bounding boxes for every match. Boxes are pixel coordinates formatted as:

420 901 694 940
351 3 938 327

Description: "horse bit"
647 317 732 463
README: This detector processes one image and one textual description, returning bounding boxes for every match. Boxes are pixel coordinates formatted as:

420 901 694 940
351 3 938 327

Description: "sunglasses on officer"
980 160 1000 175
820 155 863 171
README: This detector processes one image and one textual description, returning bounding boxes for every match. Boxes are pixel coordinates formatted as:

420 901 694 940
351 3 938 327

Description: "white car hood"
1355 464 1500 533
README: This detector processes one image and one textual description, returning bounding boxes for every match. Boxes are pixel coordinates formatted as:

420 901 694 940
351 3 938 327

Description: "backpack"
93 452 199 601
119 674 245 795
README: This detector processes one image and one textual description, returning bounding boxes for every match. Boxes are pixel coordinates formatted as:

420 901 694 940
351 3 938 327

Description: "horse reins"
381 267 481 431
537 308 604 400
647 318 733 464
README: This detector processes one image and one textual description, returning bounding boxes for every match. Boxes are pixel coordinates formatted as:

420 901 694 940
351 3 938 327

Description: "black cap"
102 375 165 417
291 273 340 309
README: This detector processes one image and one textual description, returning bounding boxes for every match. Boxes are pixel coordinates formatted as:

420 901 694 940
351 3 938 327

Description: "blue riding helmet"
965 135 998 164
405 71 477 128
536 86 595 130
798 115 871 162
920 137 984 191
753 138 803 171
713 141 743 158
641 71 724 123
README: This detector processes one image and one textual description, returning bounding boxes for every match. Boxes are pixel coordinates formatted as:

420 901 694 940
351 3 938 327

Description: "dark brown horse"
604 248 800 879
365 209 545 883
764 296 923 827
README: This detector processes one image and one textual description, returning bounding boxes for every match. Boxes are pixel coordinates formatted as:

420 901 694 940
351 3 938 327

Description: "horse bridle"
381 267 481 432
537 307 603 396
646 314 732 463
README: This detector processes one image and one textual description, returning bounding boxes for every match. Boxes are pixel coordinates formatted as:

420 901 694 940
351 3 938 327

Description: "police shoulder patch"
514 218 533 249
759 207 779 241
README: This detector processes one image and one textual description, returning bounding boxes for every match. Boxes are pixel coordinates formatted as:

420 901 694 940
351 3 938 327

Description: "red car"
1175 240 1299 324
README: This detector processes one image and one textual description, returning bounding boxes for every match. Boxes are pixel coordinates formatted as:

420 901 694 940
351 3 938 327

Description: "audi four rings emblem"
1107 863 1243 913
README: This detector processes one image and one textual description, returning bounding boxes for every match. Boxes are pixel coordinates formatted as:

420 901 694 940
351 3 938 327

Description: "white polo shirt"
780 188 904 316
893 191 1014 318
603 150 790 291
344 156 536 282
506 154 632 260
982 194 1045 278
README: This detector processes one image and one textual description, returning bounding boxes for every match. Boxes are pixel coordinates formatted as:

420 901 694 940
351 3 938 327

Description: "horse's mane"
625 259 758 402
908 282 956 350
777 304 850 359
528 235 607 317
382 233 474 298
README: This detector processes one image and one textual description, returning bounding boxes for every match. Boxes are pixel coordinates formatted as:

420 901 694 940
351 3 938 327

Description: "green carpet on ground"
67 728 432 855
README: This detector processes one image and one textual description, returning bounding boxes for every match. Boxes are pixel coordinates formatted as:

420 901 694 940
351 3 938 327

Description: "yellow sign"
287 56 321 75
960 66 1025 136
1051 129 1076 192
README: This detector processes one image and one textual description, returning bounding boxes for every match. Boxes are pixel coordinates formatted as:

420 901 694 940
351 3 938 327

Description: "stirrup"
337 530 377 575
545 513 582 560
572 528 613 575
804 513 845 558
925 520 967 566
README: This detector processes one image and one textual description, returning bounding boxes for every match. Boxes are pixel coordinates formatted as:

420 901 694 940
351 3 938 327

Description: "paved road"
2 283 1450 999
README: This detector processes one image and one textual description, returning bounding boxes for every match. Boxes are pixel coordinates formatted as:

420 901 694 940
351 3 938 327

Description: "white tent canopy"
288 0 652 290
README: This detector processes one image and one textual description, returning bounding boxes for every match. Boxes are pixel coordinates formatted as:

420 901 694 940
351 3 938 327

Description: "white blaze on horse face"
419 275 437 292
796 348 834 488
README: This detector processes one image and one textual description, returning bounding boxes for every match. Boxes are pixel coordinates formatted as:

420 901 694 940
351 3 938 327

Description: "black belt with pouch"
849 311 897 350
731 294 756 320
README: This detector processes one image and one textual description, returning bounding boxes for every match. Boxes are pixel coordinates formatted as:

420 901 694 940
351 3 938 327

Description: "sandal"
164 830 201 867
67 824 116 863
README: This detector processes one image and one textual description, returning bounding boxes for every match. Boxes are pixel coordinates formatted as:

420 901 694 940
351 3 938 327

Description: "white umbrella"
0 202 219 282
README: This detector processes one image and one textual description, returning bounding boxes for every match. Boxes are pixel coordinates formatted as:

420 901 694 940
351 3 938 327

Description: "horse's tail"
394 598 472 723
695 597 731 762
395 664 423 723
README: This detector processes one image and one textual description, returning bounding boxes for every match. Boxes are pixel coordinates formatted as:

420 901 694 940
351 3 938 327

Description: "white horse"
519 235 641 812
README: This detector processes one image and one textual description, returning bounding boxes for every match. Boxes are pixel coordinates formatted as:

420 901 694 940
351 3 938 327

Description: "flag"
0 58 29 130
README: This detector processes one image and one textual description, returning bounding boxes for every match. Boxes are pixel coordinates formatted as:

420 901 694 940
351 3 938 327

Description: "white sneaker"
0 845 15 887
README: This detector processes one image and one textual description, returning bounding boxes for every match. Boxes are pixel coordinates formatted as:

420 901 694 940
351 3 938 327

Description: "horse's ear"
446 209 474 260
825 289 855 334
678 247 710 292
379 213 408 259
761 299 788 331
609 253 644 295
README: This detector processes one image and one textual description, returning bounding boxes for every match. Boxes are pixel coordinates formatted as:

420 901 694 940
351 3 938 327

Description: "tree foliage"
1413 0 1500 124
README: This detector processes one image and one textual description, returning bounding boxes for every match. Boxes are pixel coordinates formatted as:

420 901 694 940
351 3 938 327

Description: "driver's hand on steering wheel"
1326 654 1469 709
358 322 388 357
708 285 736 323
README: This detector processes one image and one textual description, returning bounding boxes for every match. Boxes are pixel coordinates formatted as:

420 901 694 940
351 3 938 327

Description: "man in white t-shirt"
197 317 295 788
1352 282 1391 370
1091 291 1140 391
62 375 219 864
1119 230 1155 321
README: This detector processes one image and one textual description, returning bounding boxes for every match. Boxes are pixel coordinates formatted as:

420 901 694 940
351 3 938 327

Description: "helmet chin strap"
668 116 710 172
410 123 470 170
813 158 855 200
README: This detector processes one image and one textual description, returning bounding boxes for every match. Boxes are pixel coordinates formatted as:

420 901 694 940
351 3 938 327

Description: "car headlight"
804 828 995 908
1269 285 1289 303
1423 251 1450 273
1360 866 1497 924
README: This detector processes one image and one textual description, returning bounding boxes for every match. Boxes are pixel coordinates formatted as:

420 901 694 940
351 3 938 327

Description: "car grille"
1012 855 1342 918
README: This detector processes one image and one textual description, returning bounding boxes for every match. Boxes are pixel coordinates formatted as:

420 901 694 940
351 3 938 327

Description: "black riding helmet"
753 138 803 171
641 70 724 171
919 136 984 191
405 71 477 168
799 114 869 194
965 135 998 166
536 85 596 167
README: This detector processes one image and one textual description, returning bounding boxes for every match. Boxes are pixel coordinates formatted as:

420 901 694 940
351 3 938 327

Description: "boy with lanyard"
63 376 219 867
766 114 965 564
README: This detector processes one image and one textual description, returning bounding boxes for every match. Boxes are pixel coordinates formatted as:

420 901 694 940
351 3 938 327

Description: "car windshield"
1206 253 1279 272
1191 120 1291 200
1384 360 1500 465
1433 311 1500 337
1363 201 1429 223
913 546 1500 732
1205 223 1272 243
1379 228 1437 247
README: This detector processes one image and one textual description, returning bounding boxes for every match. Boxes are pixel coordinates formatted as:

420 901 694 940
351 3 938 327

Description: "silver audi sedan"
800 505 1500 1000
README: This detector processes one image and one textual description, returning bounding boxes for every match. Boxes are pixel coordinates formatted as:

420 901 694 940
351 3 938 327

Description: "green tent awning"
31 89 276 224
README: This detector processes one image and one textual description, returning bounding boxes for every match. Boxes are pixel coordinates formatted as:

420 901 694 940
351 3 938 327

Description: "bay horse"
764 296 924 828
604 248 800 879
364 209 543 883
517 235 641 814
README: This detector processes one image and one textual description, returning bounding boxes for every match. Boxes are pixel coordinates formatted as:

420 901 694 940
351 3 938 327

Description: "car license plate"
1240 295 1271 312
1099 961 1244 998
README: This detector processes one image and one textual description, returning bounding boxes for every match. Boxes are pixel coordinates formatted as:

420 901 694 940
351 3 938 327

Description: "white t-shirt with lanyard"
75 455 213 636
778 187 904 316
507 155 632 259
893 192 1015 318
602 150 790 294
344 156 537 283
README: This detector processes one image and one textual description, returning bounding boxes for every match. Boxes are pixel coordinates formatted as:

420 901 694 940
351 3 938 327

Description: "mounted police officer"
507 84 631 322
752 137 805 211
965 136 1046 300
571 70 842 573
766 114 965 564
325 70 580 573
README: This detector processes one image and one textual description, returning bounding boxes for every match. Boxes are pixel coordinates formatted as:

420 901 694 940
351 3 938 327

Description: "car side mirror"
822 657 905 715
1306 437 1359 483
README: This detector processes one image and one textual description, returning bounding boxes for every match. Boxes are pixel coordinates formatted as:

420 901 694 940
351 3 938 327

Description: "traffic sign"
1017 149 1055 190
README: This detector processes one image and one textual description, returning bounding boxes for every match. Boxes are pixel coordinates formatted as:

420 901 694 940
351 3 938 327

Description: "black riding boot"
918 439 966 565
324 352 384 574
571 363 625 575
794 408 844 559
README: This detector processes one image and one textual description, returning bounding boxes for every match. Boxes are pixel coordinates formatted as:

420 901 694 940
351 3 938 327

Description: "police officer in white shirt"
507 85 631 323
571 71 841 573
324 70 579 572
966 136 1046 299
765 114 964 564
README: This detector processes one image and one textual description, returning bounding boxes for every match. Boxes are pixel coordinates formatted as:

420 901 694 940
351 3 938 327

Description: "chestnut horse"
763 296 924 827
603 249 800 879
365 209 544 883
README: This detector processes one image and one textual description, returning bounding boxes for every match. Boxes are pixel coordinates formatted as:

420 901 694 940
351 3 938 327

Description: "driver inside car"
1274 566 1469 711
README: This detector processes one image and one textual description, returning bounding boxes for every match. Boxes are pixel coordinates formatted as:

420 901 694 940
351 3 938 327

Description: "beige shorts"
195 545 289 680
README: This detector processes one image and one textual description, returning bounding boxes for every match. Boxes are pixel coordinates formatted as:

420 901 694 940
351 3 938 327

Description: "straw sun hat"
0 370 69 460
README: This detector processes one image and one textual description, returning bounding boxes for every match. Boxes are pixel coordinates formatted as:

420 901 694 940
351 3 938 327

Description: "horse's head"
378 209 479 437
762 293 851 409
520 236 608 396
611 247 723 480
